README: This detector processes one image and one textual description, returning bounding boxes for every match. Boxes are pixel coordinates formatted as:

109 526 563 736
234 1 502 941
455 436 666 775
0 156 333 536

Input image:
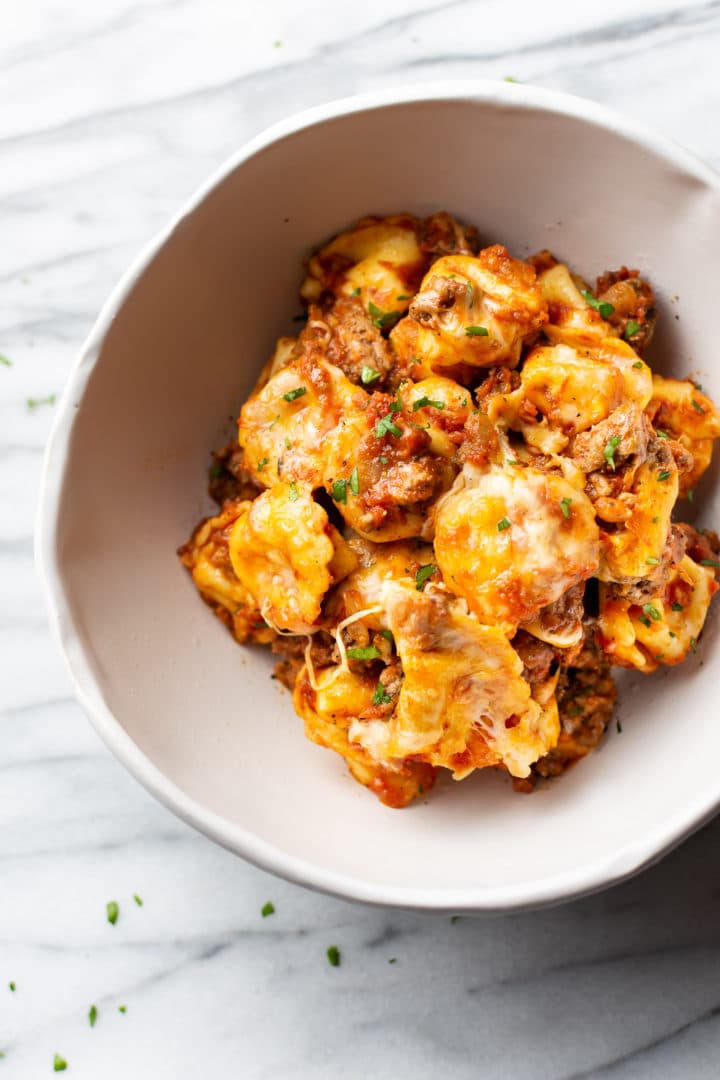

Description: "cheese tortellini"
180 213 720 807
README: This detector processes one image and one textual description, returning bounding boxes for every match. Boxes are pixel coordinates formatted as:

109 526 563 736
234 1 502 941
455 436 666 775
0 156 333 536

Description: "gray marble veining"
2 1 720 1075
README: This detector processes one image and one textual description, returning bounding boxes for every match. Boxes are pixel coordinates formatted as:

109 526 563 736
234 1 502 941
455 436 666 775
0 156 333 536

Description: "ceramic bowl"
38 82 720 912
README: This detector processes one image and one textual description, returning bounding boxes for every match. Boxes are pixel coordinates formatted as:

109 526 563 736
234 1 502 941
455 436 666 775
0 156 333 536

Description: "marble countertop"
3 1 720 1076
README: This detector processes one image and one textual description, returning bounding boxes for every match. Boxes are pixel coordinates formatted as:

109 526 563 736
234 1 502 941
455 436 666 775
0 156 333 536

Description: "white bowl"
38 82 720 912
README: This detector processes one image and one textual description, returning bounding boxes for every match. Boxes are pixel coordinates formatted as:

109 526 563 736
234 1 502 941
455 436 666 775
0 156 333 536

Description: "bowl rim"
36 79 720 913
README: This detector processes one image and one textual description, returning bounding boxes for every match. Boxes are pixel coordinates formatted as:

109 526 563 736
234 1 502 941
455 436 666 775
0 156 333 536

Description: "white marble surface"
3 1 720 1075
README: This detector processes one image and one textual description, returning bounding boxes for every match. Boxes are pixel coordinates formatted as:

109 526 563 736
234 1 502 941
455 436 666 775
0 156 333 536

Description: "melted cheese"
598 456 678 582
598 555 718 671
434 464 599 633
348 581 558 779
228 483 355 633
649 374 720 495
300 215 424 315
390 247 547 371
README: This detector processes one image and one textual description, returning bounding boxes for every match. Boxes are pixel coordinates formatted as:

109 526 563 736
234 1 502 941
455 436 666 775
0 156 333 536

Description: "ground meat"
514 631 617 791
475 366 521 407
272 630 340 690
525 249 559 275
530 584 586 648
321 296 396 387
208 442 260 505
459 411 501 468
571 403 651 474
512 629 556 685
419 211 478 260
668 439 695 479
605 523 687 604
408 274 467 327
595 266 656 354
675 523 720 573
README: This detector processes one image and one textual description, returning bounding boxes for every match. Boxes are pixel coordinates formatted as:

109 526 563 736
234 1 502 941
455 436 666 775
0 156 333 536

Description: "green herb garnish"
0 354 12 367
106 901 119 925
603 435 621 471
8 982 15 992
625 320 642 339
497 517 511 532
642 603 662 622
632 360 643 369
397 294 412 301
465 325 489 337
646 557 661 565
373 682 392 706
690 637 697 653
375 414 402 438
332 479 347 504
288 481 299 502
581 289 614 319
347 646 381 661
327 946 341 967
381 630 394 644
283 386 307 402
412 396 445 411
261 901 275 917
53 1054 68 1072
692 399 706 414
655 430 670 439
672 601 684 611
688 488 694 502
349 466 360 495
415 564 437 590
89 1005 98 1027
361 365 381 385
657 470 671 482
368 302 401 331
638 615 652 628
701 559 720 568
26 394 56 410
118 1006 127 1014
351 287 361 296
257 457 269 471
560 498 572 519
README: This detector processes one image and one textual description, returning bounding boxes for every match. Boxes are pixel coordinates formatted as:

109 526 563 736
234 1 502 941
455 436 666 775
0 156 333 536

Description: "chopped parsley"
632 360 644 369
657 470 671 482
332 479 348 504
89 1005 98 1027
379 456 388 465
465 281 474 306
256 457 269 471
26 394 56 410
283 386 307 402
347 646 381 661
646 556 661 565
8 982 15 992
688 488 695 502
701 559 720 569
692 399 706 414
497 517 511 532
581 289 615 319
415 564 437 590
261 901 275 917
690 637 697 653
0 354 12 367
625 320 642 339
288 481 299 502
326 945 341 967
54 1055 68 1072
603 435 621 471
375 414 402 438
351 287 361 296
106 901 119 925
638 615 652 628
373 682 392 706
397 294 412 301
368 302 401 331
655 430 670 439
349 467 360 495
560 497 572 519
412 396 445 411
388 957 397 964
361 365 381 385
465 325 489 337
118 1006 127 1014
381 629 394 644
642 602 662 622
504 75 519 82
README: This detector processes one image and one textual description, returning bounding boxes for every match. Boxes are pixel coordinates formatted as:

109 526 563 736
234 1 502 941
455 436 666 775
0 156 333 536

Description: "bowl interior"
49 91 720 908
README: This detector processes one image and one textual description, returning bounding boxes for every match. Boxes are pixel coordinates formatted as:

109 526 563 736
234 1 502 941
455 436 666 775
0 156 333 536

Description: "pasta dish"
179 211 720 807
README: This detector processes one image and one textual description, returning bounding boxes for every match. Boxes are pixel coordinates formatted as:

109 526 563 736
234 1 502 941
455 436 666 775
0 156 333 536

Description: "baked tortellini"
180 212 720 807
